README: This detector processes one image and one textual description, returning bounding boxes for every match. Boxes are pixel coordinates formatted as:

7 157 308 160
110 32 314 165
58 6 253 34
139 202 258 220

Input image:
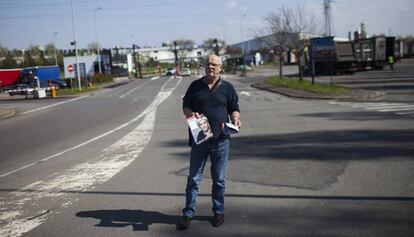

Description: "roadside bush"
90 73 113 84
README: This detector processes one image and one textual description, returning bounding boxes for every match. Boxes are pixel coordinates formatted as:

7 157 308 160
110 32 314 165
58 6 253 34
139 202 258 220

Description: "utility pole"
323 0 333 36
93 7 102 74
240 14 247 76
53 32 58 65
173 41 179 76
70 0 81 91
214 38 219 55
132 44 142 79
132 44 138 79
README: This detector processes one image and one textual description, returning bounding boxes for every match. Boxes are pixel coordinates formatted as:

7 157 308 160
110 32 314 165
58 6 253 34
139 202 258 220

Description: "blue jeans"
183 139 230 217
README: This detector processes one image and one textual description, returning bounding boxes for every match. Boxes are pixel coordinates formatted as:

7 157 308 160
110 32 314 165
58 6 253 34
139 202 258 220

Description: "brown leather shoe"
177 216 191 230
212 214 224 227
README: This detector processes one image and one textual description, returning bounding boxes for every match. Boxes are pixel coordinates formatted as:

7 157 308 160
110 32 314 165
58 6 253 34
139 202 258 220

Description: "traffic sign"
67 64 74 72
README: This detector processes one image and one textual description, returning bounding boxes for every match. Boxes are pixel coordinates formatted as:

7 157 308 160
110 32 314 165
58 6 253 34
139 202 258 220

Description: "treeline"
0 43 97 70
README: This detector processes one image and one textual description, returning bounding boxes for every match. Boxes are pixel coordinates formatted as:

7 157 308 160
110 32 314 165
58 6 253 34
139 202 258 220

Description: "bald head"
205 55 222 81
207 55 222 65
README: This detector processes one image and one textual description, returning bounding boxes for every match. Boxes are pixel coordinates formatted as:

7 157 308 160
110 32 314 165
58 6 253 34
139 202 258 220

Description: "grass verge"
265 76 350 94
57 74 114 96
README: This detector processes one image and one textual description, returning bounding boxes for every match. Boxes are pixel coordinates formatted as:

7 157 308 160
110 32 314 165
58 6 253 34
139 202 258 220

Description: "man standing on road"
179 55 241 230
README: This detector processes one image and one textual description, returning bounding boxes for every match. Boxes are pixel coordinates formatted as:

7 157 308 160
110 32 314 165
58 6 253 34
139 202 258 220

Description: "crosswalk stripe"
378 107 414 112
363 105 414 110
330 101 414 117
396 111 414 115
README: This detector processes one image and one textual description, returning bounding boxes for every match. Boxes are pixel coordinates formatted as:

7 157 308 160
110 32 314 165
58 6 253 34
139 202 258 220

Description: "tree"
36 51 47 66
27 44 41 58
171 39 195 66
0 43 9 58
22 51 36 67
204 38 226 55
87 42 99 54
1 52 18 69
261 4 318 80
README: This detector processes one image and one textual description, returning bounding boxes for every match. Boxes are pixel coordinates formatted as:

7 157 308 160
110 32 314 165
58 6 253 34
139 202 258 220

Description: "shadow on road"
76 209 210 231
164 129 414 162
72 203 414 236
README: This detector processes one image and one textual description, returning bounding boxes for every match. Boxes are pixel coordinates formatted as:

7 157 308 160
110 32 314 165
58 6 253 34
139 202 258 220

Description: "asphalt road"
0 70 413 236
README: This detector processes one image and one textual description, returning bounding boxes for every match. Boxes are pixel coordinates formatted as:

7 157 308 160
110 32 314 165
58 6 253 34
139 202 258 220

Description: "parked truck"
354 36 395 70
302 36 356 75
19 65 60 88
0 68 23 90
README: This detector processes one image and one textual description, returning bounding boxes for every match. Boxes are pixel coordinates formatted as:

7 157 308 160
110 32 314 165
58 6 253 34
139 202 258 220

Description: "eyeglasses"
206 62 221 68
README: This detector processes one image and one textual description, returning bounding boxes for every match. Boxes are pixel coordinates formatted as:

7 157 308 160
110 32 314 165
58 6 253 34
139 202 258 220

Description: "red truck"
0 68 22 90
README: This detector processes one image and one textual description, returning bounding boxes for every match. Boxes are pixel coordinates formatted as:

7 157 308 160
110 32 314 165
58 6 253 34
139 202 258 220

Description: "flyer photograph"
186 114 213 145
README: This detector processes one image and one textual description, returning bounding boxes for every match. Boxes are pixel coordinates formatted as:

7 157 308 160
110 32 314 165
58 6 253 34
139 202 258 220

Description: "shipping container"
0 68 23 89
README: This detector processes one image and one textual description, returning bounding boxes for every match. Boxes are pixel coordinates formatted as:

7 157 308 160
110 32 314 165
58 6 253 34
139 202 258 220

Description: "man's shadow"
76 209 210 231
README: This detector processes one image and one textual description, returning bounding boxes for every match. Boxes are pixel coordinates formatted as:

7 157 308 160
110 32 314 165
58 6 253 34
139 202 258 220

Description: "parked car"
166 68 176 76
5 84 33 96
180 68 191 76
51 79 68 88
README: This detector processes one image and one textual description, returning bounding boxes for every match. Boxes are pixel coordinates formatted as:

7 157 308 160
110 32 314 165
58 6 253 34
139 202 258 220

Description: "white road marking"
119 79 152 99
378 107 414 112
240 91 251 97
151 76 160 80
396 111 414 115
330 101 414 117
21 96 87 115
0 77 182 237
129 97 139 104
363 105 414 110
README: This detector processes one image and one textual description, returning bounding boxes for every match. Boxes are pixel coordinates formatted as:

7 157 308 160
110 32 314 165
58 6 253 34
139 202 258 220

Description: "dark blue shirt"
183 77 240 142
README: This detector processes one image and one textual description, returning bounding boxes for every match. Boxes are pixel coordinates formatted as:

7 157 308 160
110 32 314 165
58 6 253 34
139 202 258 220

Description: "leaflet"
186 115 213 145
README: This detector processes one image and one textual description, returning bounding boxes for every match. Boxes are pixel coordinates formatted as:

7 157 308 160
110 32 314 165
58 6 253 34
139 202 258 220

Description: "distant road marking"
151 76 160 80
21 96 87 115
119 79 152 99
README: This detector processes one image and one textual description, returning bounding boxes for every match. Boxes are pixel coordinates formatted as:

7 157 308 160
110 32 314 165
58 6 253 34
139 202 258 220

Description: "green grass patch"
57 74 114 96
56 87 97 96
265 76 350 94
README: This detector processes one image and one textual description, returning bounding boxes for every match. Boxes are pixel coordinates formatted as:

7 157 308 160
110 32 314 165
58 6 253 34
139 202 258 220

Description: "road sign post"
273 45 284 80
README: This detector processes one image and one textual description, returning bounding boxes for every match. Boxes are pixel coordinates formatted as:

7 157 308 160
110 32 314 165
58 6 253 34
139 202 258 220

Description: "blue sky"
0 0 413 50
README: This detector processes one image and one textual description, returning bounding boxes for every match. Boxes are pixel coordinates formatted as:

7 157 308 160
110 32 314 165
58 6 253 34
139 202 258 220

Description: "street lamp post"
53 32 58 65
70 0 81 91
93 7 102 74
240 14 247 76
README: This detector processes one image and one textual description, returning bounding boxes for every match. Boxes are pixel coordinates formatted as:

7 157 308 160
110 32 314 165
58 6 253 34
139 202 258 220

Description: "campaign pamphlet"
224 122 239 135
186 114 213 145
